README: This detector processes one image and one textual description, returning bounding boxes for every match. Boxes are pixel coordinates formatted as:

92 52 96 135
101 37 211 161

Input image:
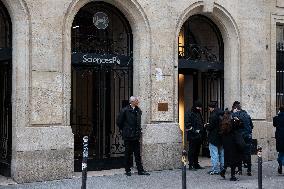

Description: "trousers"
124 140 143 172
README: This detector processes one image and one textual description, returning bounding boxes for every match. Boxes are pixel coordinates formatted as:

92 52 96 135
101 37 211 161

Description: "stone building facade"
0 0 284 183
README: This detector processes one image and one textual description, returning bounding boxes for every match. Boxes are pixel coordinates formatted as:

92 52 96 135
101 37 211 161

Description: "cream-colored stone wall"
3 0 284 182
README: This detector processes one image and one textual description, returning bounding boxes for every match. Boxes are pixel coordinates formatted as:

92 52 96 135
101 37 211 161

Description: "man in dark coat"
117 96 149 176
185 100 205 170
232 104 254 176
206 102 224 175
273 106 284 174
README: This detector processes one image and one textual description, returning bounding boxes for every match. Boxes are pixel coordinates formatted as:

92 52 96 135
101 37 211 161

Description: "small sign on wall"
158 103 168 111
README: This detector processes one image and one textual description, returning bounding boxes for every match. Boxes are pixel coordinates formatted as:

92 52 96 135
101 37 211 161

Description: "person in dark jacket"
185 100 205 170
231 101 244 175
205 102 224 175
273 106 284 174
117 96 149 176
219 110 242 181
232 104 254 176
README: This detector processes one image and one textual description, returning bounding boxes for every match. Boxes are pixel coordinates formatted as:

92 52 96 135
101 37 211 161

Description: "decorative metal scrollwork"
110 130 125 155
72 35 131 56
179 44 220 63
0 138 8 159
276 42 284 112
277 42 284 52
0 1 12 176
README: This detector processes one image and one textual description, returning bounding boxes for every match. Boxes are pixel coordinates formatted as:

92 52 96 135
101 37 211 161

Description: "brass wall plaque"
158 103 168 111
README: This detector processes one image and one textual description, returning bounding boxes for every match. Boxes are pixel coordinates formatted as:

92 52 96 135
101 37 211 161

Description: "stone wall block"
277 0 284 8
142 123 182 144
242 83 266 119
142 123 182 171
252 121 268 139
30 17 63 71
151 76 174 121
251 121 277 162
267 138 277 161
256 138 269 162
27 0 68 71
31 71 63 125
14 127 74 151
12 149 73 183
142 143 182 171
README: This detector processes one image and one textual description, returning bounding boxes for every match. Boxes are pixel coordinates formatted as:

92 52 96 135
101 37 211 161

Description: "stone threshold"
0 175 16 186
73 168 126 178
0 157 211 185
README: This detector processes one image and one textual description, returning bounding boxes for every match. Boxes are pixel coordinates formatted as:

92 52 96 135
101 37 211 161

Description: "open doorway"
178 15 224 157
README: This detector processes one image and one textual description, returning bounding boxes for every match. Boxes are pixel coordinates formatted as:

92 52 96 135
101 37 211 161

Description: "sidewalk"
0 159 283 189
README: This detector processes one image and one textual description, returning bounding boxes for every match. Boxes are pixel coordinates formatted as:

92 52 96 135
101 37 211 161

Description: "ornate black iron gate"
0 56 12 177
71 62 132 171
202 71 224 121
178 44 224 121
71 2 133 171
277 42 284 112
0 1 12 177
178 15 224 120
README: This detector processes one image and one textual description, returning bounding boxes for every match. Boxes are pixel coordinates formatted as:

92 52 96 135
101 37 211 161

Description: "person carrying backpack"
219 110 242 181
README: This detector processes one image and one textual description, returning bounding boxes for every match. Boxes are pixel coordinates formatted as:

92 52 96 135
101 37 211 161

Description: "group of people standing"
185 100 253 181
116 95 284 180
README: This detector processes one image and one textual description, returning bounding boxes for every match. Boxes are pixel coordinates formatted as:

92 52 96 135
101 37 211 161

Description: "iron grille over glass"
277 42 284 112
71 2 133 171
0 1 12 177
178 15 224 121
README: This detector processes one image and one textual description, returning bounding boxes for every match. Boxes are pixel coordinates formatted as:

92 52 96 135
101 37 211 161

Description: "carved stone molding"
277 0 284 8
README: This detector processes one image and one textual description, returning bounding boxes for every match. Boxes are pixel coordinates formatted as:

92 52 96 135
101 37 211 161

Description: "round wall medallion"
93 12 109 29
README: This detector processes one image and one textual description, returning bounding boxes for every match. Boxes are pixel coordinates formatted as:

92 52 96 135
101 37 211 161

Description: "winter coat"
220 118 242 167
116 105 142 141
206 108 223 146
273 112 284 152
185 108 204 141
232 110 253 138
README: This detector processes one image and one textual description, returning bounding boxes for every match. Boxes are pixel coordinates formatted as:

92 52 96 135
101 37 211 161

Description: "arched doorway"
0 0 12 177
178 15 224 156
71 1 133 171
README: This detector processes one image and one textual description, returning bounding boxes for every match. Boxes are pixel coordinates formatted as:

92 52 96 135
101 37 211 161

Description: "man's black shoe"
138 171 150 176
230 176 238 181
125 172 131 176
247 171 252 176
194 164 204 169
188 166 197 171
220 169 226 178
278 165 282 174
207 171 219 175
235 170 242 175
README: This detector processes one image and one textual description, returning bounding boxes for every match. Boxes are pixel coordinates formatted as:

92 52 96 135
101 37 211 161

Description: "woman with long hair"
219 110 242 181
